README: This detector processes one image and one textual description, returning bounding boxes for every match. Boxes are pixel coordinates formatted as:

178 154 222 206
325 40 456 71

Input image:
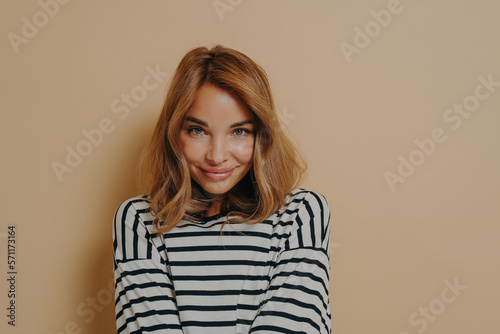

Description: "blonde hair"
138 45 306 233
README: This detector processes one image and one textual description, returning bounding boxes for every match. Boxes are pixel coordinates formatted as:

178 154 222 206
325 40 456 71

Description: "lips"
201 167 235 180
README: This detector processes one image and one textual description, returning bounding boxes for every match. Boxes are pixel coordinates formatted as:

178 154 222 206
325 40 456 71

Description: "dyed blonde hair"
138 45 306 233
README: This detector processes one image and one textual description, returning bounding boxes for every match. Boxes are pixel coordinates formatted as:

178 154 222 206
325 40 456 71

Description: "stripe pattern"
113 189 331 333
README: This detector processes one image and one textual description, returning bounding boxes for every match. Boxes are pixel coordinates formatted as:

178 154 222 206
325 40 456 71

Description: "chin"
192 170 252 196
201 183 234 195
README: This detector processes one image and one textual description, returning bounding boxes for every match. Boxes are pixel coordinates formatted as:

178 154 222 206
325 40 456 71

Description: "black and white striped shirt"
113 188 331 333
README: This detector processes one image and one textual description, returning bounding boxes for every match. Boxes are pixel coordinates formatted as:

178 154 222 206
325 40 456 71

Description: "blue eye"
233 128 249 136
188 127 204 135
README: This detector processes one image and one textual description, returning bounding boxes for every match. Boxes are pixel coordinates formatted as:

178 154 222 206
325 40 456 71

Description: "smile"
201 167 235 180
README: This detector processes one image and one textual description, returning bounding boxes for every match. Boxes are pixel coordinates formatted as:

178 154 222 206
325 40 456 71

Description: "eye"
187 126 205 136
233 128 250 136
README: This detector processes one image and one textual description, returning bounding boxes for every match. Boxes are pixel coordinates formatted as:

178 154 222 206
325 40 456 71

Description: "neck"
191 182 226 216
205 200 222 217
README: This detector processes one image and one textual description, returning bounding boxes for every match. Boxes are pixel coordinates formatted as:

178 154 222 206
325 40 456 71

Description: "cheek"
233 140 254 163
180 137 202 162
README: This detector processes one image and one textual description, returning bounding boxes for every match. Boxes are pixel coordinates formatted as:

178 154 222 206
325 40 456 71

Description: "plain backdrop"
1 1 499 333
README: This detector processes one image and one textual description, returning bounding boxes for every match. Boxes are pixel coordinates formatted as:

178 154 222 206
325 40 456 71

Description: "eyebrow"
185 116 208 127
230 120 254 128
185 116 254 128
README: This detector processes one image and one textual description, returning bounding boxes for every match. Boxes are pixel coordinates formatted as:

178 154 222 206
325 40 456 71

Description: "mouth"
201 167 235 180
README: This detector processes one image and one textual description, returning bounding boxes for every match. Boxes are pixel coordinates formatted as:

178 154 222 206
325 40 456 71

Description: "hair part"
138 45 307 234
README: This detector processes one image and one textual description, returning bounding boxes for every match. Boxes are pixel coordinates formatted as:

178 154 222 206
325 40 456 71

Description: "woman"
113 45 331 333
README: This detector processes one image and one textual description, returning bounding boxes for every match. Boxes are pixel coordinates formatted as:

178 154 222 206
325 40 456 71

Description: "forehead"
186 84 253 123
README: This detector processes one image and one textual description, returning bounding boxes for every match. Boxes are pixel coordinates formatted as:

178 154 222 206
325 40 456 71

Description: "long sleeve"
248 191 331 333
113 191 331 334
113 197 184 334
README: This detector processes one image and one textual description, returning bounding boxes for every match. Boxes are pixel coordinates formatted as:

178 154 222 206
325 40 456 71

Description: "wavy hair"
138 45 306 234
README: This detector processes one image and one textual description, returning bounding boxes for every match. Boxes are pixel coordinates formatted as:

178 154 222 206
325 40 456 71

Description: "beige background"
1 0 499 333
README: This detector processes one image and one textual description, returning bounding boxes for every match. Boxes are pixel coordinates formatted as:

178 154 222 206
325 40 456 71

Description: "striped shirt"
113 188 331 333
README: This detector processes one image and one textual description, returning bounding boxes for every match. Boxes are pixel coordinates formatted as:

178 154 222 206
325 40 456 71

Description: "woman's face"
180 84 255 195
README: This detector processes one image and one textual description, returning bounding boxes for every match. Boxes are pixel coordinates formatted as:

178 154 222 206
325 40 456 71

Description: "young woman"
113 45 331 333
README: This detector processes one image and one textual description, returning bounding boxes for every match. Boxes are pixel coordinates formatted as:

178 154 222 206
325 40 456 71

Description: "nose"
206 135 229 165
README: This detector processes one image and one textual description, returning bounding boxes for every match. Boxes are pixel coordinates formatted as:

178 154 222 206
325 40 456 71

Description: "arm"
249 192 332 334
113 197 184 334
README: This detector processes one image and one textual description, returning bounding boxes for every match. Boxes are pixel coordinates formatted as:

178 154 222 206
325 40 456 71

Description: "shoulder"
113 195 159 262
114 195 152 215
271 188 331 251
113 195 154 234
113 195 152 229
283 188 330 214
